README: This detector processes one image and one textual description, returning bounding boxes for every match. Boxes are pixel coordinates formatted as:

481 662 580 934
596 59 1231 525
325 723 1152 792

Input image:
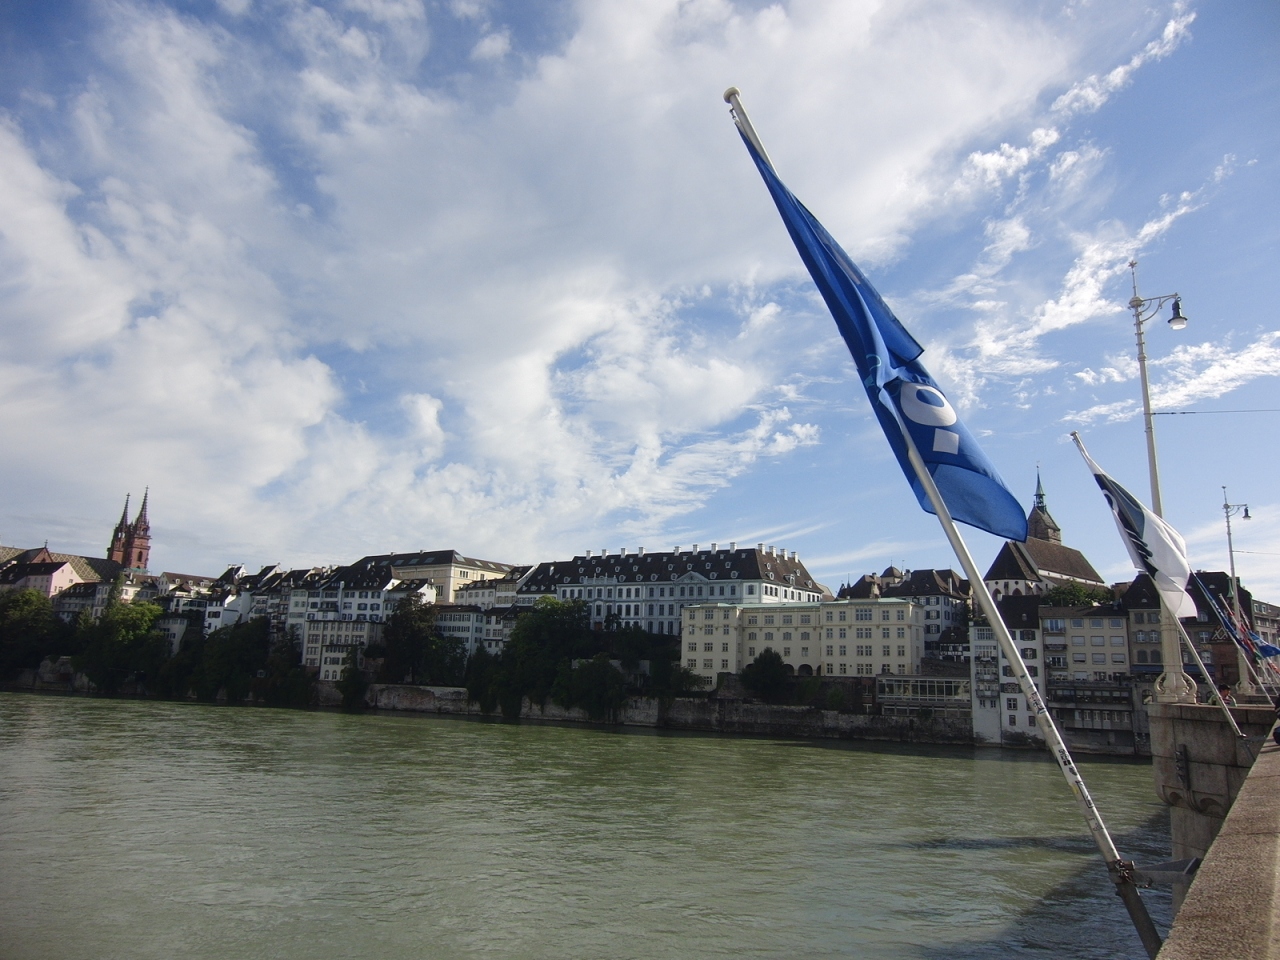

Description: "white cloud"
1051 8 1195 116
471 30 510 61
0 0 1223 572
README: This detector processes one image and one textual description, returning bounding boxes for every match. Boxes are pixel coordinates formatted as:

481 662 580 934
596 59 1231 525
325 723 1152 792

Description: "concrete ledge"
1157 726 1280 959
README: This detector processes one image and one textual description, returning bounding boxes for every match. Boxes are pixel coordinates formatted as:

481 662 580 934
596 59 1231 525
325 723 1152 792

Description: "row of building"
2 485 1276 753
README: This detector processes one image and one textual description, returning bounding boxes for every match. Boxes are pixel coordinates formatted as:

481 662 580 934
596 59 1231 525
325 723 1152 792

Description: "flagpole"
1171 618 1248 742
895 424 1163 958
723 87 775 172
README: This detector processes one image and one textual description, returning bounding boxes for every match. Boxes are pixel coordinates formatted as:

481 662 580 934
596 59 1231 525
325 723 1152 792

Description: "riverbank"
5 674 976 745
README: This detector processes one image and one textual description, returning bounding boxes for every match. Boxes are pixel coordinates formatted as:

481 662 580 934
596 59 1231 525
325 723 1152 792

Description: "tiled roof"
351 550 515 576
984 538 1103 587
882 568 969 600
517 546 830 596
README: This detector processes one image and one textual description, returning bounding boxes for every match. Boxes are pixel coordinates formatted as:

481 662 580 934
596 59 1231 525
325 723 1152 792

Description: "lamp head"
1168 297 1188 330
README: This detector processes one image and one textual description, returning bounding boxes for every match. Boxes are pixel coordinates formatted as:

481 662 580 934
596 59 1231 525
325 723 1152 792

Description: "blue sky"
1 0 1277 599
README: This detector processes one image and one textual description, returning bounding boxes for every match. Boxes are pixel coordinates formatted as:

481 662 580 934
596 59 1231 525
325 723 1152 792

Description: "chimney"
673 546 680 554
757 543 764 553
730 542 737 551
586 549 592 558
711 542 718 552
602 548 608 557
691 544 698 553
638 547 645 556
621 547 627 556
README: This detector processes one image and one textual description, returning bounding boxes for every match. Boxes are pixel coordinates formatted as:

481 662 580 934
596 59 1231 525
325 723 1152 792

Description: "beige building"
682 597 924 687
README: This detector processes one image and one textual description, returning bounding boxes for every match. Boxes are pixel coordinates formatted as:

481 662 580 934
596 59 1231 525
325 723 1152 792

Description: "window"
882 645 891 657
897 645 905 657
1092 653 1106 664
839 663 847 674
721 643 729 652
882 610 891 621
801 647 809 657
687 642 697 651
783 647 791 657
782 614 793 625
1071 636 1084 646
1008 715 1017 726
799 614 811 625
1021 648 1037 660
1110 636 1125 647
1091 636 1105 646
896 610 905 621
703 642 714 652
1111 653 1126 663
748 647 755 657
839 610 847 622
825 611 833 622
764 615 775 625
1071 619 1083 628
721 660 729 670
839 645 847 656
747 615 758 625
1073 652 1086 662
826 645 834 656
1110 618 1123 629
1006 698 1018 710
1020 629 1036 642
839 627 848 639
856 608 872 621
703 659 713 670
896 627 905 638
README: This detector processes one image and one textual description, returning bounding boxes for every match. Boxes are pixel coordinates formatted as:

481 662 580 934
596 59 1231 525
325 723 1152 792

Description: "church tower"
1026 471 1062 544
106 490 152 572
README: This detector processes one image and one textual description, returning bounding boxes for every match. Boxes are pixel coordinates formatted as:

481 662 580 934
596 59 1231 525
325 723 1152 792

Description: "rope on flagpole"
895 420 1164 958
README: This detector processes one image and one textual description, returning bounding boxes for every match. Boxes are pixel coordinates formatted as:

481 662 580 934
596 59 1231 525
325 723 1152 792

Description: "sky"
1 0 1277 599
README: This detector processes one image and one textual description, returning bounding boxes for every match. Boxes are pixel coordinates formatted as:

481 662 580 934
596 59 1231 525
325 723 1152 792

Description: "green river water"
0 694 1172 959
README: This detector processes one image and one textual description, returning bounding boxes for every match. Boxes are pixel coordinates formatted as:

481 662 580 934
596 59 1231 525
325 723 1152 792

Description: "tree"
74 597 166 695
0 589 62 679
464 644 501 714
1042 583 1114 607
380 592 434 683
495 597 601 716
336 646 368 711
741 648 789 703
554 653 628 722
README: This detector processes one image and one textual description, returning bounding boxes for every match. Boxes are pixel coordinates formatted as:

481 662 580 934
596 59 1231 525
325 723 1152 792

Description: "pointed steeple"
115 494 131 535
133 487 150 535
1026 473 1062 544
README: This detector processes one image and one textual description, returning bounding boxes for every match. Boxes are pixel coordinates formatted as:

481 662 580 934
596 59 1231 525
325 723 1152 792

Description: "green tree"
74 597 166 695
741 648 789 703
495 597 601 716
198 617 271 703
554 653 628 722
0 589 62 679
1041 584 1114 607
464 644 501 714
380 592 434 683
252 627 315 708
336 646 368 711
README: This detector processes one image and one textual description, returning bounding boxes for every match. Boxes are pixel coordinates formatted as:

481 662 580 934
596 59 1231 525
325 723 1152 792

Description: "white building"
680 597 924 687
518 543 831 637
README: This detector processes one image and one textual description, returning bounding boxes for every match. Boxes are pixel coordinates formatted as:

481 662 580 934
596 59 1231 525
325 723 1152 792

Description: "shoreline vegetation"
0 584 987 745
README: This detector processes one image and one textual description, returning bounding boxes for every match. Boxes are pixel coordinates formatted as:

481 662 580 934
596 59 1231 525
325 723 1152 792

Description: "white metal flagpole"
895 422 1164 958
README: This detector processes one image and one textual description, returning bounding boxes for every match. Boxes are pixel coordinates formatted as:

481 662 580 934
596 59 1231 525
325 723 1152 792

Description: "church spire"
134 487 150 535
1027 473 1062 544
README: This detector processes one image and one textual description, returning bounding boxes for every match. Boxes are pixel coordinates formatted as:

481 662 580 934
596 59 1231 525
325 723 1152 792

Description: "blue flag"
736 131 1027 541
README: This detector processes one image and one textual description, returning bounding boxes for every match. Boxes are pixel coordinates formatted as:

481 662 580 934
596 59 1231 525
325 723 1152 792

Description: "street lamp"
1127 260 1188 518
1126 261 1194 703
1222 488 1261 697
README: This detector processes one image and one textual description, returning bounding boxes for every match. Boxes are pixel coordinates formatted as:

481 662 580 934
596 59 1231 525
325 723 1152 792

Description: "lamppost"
1222 488 1261 696
1126 261 1194 703
1127 260 1187 518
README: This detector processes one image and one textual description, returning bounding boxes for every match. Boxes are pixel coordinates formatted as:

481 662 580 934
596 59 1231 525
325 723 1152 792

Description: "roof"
517 546 831 597
984 538 1104 587
0 545 120 584
882 568 970 600
0 560 73 584
350 550 515 577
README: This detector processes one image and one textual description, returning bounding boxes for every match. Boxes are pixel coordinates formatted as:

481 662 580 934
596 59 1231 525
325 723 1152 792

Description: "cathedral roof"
984 538 1104 588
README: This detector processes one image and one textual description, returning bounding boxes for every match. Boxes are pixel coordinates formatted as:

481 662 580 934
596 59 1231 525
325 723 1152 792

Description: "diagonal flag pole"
898 424 1164 959
725 87 1163 959
1070 432 1250 743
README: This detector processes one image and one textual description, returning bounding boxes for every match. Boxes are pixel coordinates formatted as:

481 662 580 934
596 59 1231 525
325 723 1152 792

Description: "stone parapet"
1149 703 1274 864
1156 723 1280 959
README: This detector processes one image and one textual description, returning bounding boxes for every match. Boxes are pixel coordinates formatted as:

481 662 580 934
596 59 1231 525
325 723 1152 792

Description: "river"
0 694 1172 959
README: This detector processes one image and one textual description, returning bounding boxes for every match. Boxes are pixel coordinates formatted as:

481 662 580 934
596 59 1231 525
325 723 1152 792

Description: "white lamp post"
1126 261 1195 703
1222 488 1261 697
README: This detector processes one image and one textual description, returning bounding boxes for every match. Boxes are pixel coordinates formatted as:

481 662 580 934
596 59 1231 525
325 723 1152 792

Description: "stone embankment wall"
327 683 974 744
1155 715 1280 960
